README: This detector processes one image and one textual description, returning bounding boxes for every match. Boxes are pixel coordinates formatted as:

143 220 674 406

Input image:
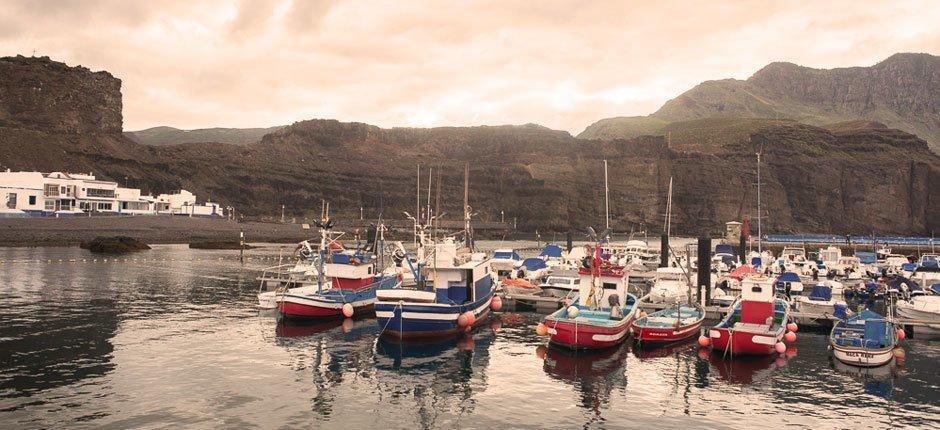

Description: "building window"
97 202 112 211
44 184 59 197
6 193 16 209
86 188 115 198
29 196 36 205
45 200 55 211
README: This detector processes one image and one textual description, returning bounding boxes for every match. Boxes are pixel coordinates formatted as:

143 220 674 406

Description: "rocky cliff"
124 125 286 145
0 55 122 134
580 53 940 153
1 56 937 236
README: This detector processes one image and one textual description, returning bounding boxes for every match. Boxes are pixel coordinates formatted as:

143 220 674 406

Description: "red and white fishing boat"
540 244 639 350
708 275 791 356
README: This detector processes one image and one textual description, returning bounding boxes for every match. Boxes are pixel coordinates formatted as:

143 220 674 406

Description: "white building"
0 170 227 218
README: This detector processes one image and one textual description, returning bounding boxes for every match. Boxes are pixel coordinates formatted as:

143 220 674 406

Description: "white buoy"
567 306 580 319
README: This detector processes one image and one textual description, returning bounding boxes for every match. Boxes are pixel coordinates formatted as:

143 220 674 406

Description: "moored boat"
708 275 791 356
829 309 898 367
794 284 846 315
541 245 639 350
632 303 705 343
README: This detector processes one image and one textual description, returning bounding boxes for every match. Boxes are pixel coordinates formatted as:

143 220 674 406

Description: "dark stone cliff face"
0 56 937 236
0 56 122 134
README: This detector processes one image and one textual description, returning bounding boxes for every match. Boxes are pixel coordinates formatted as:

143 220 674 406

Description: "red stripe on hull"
632 321 702 343
331 276 375 290
709 327 781 355
278 301 374 319
545 316 633 350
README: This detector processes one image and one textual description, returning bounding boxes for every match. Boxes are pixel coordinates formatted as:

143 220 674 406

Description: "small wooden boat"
632 303 705 344
829 309 898 367
542 246 639 350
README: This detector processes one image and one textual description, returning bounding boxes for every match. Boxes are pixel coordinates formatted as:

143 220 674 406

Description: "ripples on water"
0 245 937 429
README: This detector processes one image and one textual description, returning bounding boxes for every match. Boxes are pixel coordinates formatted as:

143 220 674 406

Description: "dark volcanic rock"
0 55 122 134
80 236 150 254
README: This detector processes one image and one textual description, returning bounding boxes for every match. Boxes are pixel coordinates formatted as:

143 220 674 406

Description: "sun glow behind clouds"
0 0 937 134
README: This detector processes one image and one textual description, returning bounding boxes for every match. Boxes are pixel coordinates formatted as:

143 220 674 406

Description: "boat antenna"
415 164 421 246
426 167 433 226
663 176 673 238
434 165 442 238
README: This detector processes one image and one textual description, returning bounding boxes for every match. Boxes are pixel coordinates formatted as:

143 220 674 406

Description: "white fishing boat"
896 296 940 332
794 284 846 315
538 271 581 298
490 248 522 279
648 267 689 304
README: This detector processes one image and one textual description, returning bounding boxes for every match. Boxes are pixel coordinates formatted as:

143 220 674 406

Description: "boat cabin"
324 250 376 289
577 266 629 310
818 246 842 266
377 259 492 305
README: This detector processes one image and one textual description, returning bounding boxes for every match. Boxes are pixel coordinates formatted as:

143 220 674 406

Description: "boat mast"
604 159 610 231
415 164 420 248
756 150 762 254
464 163 473 252
664 176 673 239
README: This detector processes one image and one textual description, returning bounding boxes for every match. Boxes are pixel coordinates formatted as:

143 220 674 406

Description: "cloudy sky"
1 0 938 134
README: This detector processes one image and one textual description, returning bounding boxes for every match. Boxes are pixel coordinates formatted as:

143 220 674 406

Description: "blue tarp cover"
715 244 734 255
493 250 521 260
808 285 832 301
864 319 888 348
521 257 548 270
856 251 877 264
777 272 800 282
539 244 563 258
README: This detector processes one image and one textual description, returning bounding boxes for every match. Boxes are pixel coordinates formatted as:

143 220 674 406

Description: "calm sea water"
1 244 938 429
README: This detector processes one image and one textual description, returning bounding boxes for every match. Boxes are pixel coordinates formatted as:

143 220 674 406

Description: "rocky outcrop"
0 55 936 236
124 125 286 146
580 53 940 153
80 236 150 254
0 56 122 134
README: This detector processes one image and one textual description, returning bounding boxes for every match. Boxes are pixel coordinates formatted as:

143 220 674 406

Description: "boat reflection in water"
275 317 372 340
540 342 630 425
706 347 796 385
632 338 698 361
373 330 496 428
831 355 902 399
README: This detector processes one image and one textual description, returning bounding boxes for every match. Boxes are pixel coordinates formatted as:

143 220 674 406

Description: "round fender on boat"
784 331 797 343
490 296 503 312
342 303 354 318
896 328 906 341
567 306 580 319
458 313 470 328
466 311 477 327
775 342 787 354
698 335 710 347
536 323 548 336
786 322 798 333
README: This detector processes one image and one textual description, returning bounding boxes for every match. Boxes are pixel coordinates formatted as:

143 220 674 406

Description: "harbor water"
1 245 938 429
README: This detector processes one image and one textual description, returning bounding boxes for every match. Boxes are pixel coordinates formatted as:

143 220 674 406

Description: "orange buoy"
784 331 797 343
786 322 798 332
490 296 503 312
535 323 548 336
774 342 787 354
698 335 710 347
342 303 354 318
896 328 906 341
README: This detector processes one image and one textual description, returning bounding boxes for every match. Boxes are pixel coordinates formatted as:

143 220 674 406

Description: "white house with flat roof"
0 170 228 218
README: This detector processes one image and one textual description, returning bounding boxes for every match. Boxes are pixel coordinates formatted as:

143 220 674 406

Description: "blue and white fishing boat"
375 164 498 338
829 309 899 367
518 257 551 282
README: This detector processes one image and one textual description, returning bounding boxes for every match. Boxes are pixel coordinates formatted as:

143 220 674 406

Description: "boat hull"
709 327 783 356
278 294 376 319
633 320 702 343
545 315 635 350
830 343 895 367
375 290 494 339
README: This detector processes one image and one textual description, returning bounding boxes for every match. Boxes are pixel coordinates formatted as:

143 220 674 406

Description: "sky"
1 0 938 134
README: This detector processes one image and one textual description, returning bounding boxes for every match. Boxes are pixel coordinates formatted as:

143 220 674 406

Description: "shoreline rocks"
80 236 150 254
